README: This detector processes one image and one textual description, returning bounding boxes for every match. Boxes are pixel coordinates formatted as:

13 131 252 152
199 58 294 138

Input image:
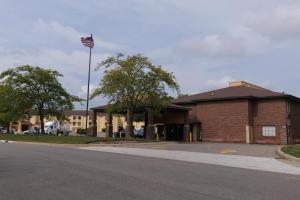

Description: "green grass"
0 134 151 144
282 145 300 158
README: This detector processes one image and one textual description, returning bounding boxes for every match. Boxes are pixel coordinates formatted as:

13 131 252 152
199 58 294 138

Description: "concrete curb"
277 146 300 162
0 140 15 143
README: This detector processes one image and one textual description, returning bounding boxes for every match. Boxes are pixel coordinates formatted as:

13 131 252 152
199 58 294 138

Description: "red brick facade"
183 98 300 145
289 101 300 144
172 82 300 145
192 100 249 143
251 99 287 144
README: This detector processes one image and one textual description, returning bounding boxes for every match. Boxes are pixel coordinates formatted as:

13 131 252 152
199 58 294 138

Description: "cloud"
35 19 123 50
76 84 109 109
77 84 96 99
175 26 270 60
177 35 245 59
0 48 109 75
205 76 235 89
246 6 300 41
0 47 110 96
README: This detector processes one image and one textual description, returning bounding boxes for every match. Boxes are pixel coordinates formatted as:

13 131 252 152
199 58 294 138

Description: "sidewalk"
78 146 300 175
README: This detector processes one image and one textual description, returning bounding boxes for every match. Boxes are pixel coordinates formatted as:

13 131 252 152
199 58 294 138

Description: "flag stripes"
81 36 94 48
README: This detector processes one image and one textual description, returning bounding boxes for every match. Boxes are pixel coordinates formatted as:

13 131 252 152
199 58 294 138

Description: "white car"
0 127 8 134
21 129 38 135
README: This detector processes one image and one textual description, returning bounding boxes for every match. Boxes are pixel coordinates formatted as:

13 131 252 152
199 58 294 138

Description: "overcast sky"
1 0 300 108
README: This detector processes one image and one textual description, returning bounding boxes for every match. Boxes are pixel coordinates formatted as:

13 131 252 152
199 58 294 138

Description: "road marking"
220 149 237 154
78 146 300 175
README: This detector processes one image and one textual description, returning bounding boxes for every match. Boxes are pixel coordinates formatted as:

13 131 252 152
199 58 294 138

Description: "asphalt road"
1 143 300 200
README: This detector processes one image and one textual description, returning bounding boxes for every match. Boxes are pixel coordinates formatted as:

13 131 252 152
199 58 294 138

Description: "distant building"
12 110 144 134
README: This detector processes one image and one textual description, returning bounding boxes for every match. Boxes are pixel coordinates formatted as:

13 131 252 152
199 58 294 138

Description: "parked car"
0 127 8 134
133 128 144 138
21 129 38 135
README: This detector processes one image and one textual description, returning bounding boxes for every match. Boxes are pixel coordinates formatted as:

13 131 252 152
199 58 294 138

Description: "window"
286 101 291 113
73 122 76 126
78 122 81 126
73 116 76 120
78 116 81 120
262 126 276 137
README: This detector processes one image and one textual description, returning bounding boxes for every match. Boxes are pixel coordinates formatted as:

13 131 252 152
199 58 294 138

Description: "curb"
0 140 15 143
277 146 300 162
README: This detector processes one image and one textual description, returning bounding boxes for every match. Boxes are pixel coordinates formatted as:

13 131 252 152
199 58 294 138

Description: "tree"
91 54 179 136
0 84 30 131
0 65 81 134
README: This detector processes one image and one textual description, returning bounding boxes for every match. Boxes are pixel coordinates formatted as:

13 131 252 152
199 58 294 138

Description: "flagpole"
85 33 92 135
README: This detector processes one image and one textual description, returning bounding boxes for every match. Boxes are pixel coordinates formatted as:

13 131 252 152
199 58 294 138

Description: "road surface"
1 143 300 200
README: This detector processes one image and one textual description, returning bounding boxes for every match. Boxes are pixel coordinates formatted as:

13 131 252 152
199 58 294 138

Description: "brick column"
280 126 288 145
145 108 155 140
247 100 255 144
183 111 190 142
105 113 113 138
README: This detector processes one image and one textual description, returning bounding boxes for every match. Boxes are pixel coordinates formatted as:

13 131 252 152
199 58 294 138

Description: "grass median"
282 145 300 158
0 134 151 144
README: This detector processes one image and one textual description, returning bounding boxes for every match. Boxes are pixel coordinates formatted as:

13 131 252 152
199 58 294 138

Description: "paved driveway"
1 143 300 200
105 142 279 158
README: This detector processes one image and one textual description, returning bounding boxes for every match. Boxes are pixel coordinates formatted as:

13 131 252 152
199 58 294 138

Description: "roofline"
173 95 300 105
91 104 190 112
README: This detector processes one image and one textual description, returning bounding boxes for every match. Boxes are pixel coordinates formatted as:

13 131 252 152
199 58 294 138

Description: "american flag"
81 35 94 48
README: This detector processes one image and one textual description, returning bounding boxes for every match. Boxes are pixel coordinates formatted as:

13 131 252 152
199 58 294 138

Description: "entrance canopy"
90 103 191 141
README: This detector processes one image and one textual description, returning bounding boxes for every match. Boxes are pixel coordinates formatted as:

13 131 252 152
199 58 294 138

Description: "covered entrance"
166 124 184 141
91 103 192 142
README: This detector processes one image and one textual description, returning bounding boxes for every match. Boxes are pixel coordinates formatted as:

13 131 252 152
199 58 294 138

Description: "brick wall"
192 100 250 143
252 99 287 145
289 101 300 143
181 99 290 144
154 110 186 124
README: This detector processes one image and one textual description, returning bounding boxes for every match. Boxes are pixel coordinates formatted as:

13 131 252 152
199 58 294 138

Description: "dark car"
133 128 144 138
114 129 126 138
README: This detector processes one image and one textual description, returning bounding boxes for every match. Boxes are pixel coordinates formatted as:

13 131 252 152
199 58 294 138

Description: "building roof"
91 103 190 112
64 110 105 117
173 82 299 104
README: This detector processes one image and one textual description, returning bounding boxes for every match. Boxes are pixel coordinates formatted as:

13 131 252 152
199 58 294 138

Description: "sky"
1 0 300 109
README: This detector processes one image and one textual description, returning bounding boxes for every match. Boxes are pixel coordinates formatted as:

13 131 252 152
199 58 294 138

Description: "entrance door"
166 124 183 141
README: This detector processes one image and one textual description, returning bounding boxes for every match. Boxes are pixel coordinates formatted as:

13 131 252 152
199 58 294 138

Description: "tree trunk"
39 111 45 135
126 108 134 137
6 122 10 134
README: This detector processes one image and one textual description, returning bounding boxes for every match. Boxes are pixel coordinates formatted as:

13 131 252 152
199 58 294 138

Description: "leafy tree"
0 65 81 134
0 84 30 131
91 54 179 136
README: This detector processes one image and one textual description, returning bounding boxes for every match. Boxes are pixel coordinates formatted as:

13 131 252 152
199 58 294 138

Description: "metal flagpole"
85 34 92 134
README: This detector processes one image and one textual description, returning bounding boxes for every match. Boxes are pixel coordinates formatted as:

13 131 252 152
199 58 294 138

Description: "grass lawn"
282 145 300 158
0 134 151 144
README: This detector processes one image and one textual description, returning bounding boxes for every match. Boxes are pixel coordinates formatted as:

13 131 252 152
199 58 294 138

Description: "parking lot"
104 142 280 158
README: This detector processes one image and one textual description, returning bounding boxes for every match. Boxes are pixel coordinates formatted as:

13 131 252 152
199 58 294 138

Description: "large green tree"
0 84 30 131
0 65 81 134
91 54 179 136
